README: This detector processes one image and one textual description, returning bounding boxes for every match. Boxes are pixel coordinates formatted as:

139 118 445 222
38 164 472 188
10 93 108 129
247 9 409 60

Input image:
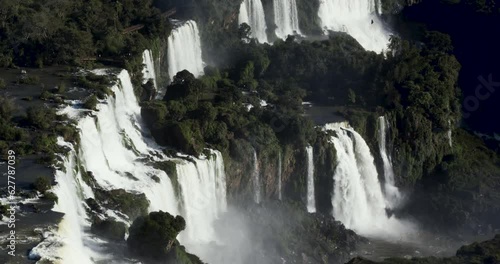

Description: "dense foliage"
127 211 203 263
0 0 170 68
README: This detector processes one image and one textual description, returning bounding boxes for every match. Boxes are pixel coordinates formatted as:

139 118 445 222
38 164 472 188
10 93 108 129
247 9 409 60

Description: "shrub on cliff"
128 211 202 263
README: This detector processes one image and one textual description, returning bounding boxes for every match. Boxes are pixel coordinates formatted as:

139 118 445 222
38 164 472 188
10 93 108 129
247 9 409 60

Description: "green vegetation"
0 0 170 68
95 189 149 220
83 95 99 110
33 176 51 193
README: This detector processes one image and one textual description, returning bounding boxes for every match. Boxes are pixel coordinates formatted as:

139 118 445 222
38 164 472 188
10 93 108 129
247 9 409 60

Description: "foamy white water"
35 70 184 263
378 116 402 208
318 0 390 52
273 0 301 39
325 122 414 238
239 0 268 43
306 146 316 213
30 139 98 264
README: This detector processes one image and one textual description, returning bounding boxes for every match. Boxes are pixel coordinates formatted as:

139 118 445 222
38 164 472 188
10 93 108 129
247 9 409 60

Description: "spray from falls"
273 0 301 39
324 123 413 238
317 0 390 52
378 116 402 208
239 0 268 43
306 146 316 213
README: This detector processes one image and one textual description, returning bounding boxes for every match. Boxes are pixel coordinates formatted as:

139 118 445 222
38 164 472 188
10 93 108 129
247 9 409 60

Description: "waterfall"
30 139 97 263
142 49 157 91
317 0 390 52
325 122 412 238
252 150 261 204
35 70 182 263
176 151 227 256
273 0 301 39
447 120 453 147
377 116 401 208
239 0 268 43
306 146 316 213
278 151 282 200
166 20 204 93
376 0 383 15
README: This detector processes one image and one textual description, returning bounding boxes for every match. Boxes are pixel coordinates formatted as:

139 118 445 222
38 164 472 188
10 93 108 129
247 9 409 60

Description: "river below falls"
353 233 495 261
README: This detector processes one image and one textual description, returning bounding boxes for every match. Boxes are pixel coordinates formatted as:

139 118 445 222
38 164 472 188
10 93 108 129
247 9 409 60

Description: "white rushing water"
30 139 98 263
318 0 391 52
252 150 261 204
35 70 193 263
324 122 413 238
176 151 227 257
278 151 282 200
167 20 204 82
306 146 316 213
378 116 402 208
239 0 268 43
142 49 157 91
273 0 301 39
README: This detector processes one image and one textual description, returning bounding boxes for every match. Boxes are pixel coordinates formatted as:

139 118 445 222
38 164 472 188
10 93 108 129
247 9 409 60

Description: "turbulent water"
239 0 268 43
317 0 391 52
141 49 157 91
324 122 413 238
167 20 204 82
252 150 261 204
377 116 402 208
306 146 316 213
34 69 229 263
273 0 301 39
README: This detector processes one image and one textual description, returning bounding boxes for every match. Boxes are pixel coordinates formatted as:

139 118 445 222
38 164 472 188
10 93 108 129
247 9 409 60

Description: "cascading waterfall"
306 146 316 213
252 150 261 204
324 122 412 238
142 49 157 91
176 151 227 257
273 0 301 39
239 0 268 43
30 140 98 263
317 0 391 52
377 116 402 208
278 151 282 200
35 70 184 263
167 20 204 88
